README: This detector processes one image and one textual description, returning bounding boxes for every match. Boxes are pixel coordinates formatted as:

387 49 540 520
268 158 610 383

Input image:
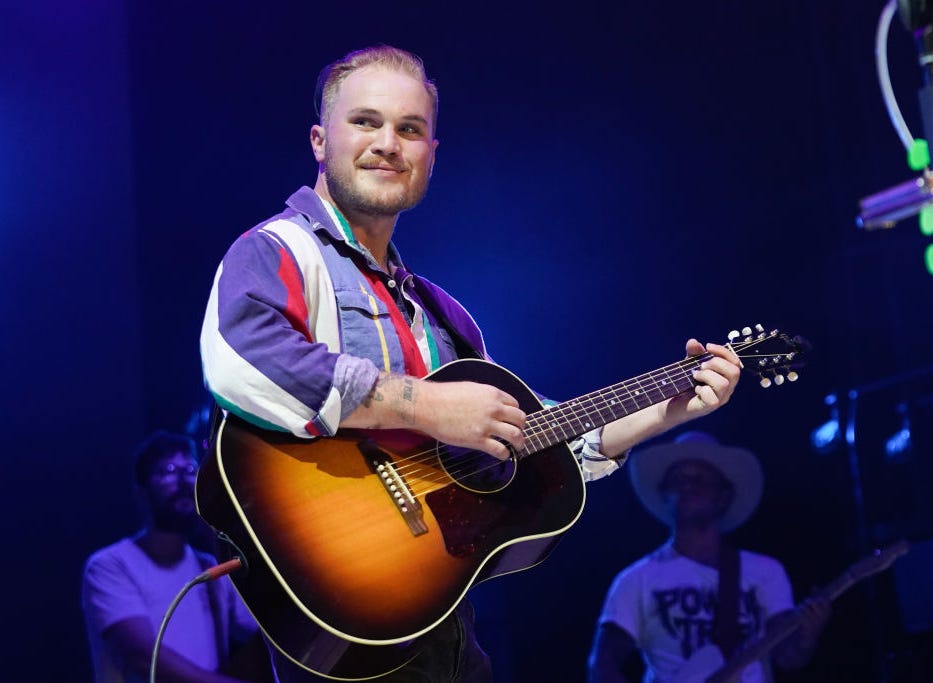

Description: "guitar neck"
707 561 889 683
517 353 707 457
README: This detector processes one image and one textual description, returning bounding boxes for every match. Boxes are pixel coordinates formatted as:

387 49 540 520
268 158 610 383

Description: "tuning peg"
760 376 772 388
742 326 752 336
728 330 740 341
787 371 799 382
774 374 785 386
755 323 764 332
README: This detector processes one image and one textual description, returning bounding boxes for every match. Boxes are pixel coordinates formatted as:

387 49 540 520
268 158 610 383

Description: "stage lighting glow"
884 403 913 462
920 206 933 235
908 138 931 170
810 393 841 454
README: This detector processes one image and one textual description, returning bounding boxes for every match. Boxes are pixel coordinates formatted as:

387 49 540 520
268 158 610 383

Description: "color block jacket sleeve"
200 217 379 438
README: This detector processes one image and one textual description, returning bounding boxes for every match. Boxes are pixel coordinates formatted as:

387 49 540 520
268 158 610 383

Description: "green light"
908 139 931 171
926 244 933 276
921 207 933 236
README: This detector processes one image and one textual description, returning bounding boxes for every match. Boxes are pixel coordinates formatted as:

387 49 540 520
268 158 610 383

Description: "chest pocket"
333 287 406 374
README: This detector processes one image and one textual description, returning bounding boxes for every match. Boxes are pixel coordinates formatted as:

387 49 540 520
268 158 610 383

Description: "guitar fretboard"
518 353 708 457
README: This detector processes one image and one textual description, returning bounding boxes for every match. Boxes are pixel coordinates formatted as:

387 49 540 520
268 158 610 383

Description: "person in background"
588 431 830 683
82 430 271 683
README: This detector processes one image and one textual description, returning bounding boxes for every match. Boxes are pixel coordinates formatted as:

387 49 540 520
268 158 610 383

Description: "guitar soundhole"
437 444 516 494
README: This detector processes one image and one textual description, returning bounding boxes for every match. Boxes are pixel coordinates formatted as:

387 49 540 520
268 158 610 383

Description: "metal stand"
836 365 933 682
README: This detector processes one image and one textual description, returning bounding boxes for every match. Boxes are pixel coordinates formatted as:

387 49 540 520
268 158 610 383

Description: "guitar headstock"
726 324 811 389
847 539 910 581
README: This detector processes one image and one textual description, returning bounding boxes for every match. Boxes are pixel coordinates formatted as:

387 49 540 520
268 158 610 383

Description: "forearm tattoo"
361 374 416 425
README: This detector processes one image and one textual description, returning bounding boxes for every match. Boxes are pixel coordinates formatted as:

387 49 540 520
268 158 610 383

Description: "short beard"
324 164 428 217
151 507 198 536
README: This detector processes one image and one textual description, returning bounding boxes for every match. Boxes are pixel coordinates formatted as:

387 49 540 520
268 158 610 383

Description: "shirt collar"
285 185 408 274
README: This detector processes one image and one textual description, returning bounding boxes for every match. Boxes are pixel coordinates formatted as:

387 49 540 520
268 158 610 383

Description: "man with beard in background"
82 431 269 683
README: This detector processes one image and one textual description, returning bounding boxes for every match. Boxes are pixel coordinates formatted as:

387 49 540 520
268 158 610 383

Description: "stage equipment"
857 0 933 256
813 366 933 683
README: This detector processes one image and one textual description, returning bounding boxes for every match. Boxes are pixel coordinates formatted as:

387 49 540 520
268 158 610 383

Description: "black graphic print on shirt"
652 585 763 658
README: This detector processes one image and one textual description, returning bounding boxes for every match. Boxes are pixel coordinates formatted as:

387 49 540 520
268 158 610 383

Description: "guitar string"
387 336 790 496
392 352 709 489
395 338 785 496
515 332 785 443
395 340 782 493
418 356 706 493
397 353 712 496
399 367 774 497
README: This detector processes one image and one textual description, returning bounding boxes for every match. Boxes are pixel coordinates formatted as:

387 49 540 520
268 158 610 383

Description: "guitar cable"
148 555 244 683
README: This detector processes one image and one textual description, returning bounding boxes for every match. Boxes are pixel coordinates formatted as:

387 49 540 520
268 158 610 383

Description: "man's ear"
310 124 326 162
428 138 439 177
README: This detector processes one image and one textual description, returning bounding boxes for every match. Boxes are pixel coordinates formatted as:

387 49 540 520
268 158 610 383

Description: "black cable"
149 558 243 683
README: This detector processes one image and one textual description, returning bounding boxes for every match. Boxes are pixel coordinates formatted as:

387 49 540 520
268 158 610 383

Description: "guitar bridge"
358 440 428 537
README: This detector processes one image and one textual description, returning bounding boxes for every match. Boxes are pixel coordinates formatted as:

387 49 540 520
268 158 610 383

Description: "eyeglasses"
152 462 198 479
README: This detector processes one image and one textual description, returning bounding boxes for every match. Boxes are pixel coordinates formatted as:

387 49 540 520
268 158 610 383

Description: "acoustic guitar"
195 325 808 680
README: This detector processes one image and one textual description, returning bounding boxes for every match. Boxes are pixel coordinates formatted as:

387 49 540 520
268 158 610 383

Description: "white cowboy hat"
628 431 763 531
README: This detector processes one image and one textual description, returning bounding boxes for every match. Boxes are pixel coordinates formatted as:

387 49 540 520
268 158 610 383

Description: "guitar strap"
714 544 741 660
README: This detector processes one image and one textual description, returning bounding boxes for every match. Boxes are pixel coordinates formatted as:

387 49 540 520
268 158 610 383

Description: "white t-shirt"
597 542 794 683
82 538 258 683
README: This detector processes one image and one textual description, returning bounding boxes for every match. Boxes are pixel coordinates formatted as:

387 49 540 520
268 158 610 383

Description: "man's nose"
372 127 400 155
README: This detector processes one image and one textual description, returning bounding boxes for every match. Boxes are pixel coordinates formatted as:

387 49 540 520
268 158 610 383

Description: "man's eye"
354 119 378 128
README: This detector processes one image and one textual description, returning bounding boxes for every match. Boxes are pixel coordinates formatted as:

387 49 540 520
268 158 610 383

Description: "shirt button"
387 280 397 288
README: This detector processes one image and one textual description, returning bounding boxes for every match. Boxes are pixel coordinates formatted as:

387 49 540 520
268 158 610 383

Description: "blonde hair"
315 45 439 132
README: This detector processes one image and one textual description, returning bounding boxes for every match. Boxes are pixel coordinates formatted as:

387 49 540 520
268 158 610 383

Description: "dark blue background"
4 1 933 680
